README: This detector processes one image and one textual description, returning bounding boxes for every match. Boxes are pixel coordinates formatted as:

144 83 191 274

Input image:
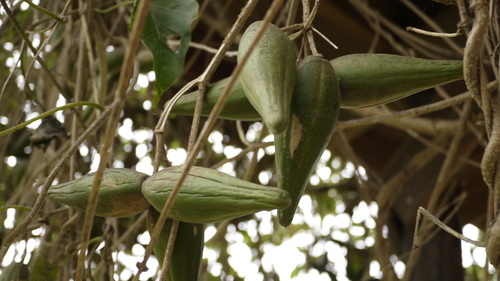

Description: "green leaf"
141 0 199 107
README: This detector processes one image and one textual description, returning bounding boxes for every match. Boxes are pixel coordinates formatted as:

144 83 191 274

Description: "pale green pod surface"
275 56 341 227
141 166 291 223
147 208 204 281
48 168 150 217
167 54 463 118
330 53 463 107
168 77 261 121
238 21 297 134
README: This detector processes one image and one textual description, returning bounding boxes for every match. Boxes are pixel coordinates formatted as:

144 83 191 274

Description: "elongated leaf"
141 0 198 106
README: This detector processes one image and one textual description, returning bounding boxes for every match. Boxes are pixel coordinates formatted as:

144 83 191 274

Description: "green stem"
23 0 68 23
0 102 103 138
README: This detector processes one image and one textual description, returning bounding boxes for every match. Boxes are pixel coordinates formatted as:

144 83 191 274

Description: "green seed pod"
168 54 463 118
147 208 204 281
167 77 261 121
48 168 150 218
330 53 463 107
275 56 341 227
238 21 297 134
141 166 291 223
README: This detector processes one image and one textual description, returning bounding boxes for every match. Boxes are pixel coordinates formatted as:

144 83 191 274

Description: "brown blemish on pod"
289 115 303 158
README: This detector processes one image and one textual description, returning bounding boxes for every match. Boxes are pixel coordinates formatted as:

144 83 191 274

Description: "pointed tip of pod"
278 196 300 227
278 209 294 227
265 112 289 135
48 168 151 218
238 21 297 136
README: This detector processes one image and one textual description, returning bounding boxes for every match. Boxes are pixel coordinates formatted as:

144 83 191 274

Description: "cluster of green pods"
166 21 463 227
48 20 464 279
168 53 463 119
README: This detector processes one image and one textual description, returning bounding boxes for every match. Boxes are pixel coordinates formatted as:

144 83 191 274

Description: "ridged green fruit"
330 53 463 107
48 168 150 217
167 77 261 121
238 21 297 134
168 54 463 118
147 208 204 281
141 166 291 223
275 56 341 227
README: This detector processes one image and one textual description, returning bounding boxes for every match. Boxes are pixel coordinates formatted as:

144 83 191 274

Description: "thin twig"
158 16 219 281
338 78 498 135
143 1 270 280
400 0 464 54
236 121 251 147
299 0 319 56
406 26 462 38
312 27 338 49
75 0 152 279
168 40 238 57
336 91 472 130
349 0 458 58
414 206 486 248
416 192 471 247
182 0 232 75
